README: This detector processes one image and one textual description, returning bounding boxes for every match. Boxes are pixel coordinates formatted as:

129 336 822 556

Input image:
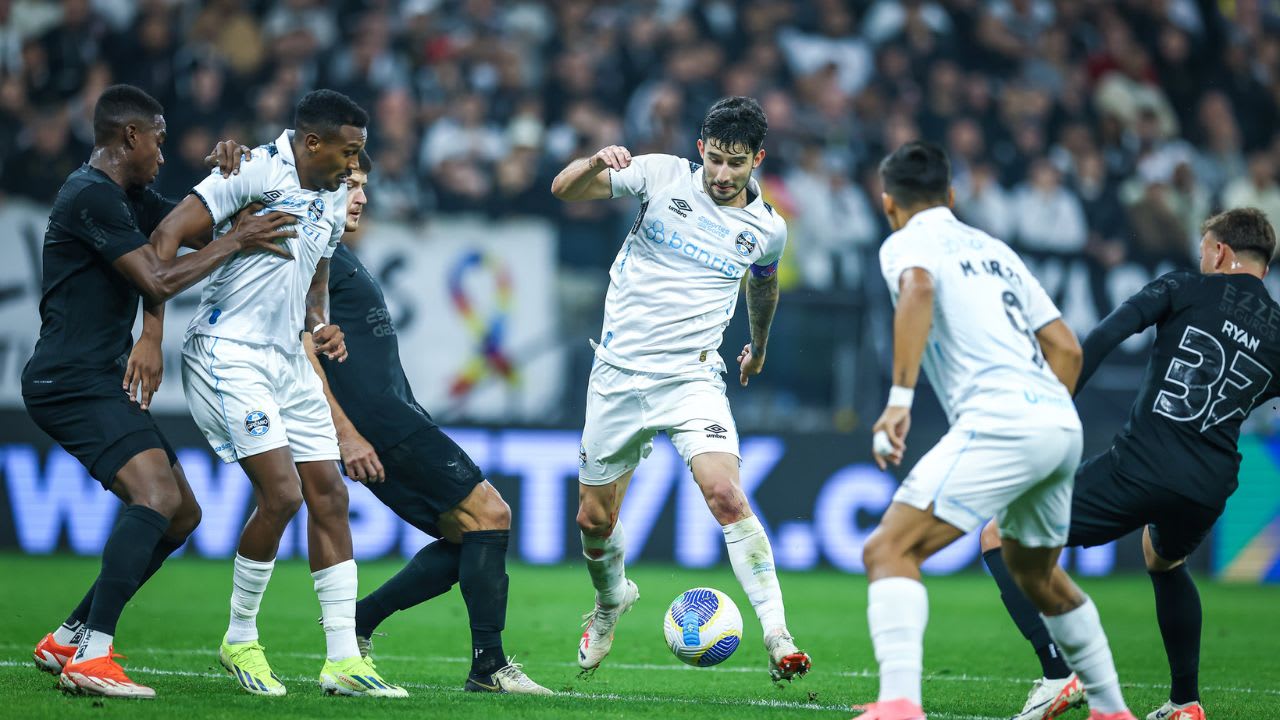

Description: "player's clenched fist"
591 145 632 172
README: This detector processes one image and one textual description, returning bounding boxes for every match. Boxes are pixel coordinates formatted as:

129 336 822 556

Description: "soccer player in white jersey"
550 96 810 682
854 141 1135 720
148 90 405 698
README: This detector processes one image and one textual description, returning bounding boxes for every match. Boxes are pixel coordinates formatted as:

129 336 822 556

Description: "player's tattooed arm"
550 145 631 201
306 259 347 363
302 331 384 483
737 271 779 386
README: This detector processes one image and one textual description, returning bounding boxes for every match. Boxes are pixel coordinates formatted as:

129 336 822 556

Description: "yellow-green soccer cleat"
218 638 286 696
319 655 408 698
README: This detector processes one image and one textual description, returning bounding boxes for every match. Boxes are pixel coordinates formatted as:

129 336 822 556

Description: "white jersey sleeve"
752 215 787 276
323 185 347 259
191 147 274 225
609 154 687 202
879 231 944 290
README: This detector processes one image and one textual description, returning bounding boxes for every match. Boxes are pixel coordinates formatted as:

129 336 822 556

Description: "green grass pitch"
1 553 1276 718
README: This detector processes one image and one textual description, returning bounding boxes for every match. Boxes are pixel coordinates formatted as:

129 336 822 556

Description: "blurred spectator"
1223 153 1280 237
785 146 879 290
1010 158 1086 252
0 104 84 204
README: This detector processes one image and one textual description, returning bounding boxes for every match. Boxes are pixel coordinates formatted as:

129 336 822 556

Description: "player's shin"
581 521 628 606
227 554 275 644
1041 597 1128 714
722 516 787 633
460 530 510 676
867 577 928 705
1149 565 1202 705
983 548 1072 680
355 540 460 639
313 559 360 662
79 505 170 661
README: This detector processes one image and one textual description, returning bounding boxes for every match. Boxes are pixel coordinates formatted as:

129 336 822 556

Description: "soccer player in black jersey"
981 207 1280 720
24 84 295 698
300 151 551 695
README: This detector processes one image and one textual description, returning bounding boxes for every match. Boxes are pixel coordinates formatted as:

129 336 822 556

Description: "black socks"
355 540 461 638
1150 564 1201 704
84 505 169 635
982 548 1072 680
460 530 510 677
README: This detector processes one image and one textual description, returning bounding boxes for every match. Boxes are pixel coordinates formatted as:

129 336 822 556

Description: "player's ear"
123 122 138 150
696 138 705 158
881 192 895 217
753 148 765 169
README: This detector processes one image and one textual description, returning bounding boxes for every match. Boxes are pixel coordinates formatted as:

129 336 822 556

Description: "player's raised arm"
550 145 632 201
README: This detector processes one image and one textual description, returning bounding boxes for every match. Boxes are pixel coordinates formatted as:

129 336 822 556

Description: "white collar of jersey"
275 129 296 167
903 205 956 230
692 164 768 218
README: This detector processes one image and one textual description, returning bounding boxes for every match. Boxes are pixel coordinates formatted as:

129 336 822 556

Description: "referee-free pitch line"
3 643 1275 698
0 659 1000 719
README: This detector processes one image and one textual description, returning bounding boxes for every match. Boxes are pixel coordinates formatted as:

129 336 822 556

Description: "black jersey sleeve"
1077 271 1187 392
133 187 178 235
70 182 150 263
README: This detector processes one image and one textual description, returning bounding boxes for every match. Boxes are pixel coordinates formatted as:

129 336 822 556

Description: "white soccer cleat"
1147 701 1205 720
1010 674 1086 720
578 579 640 670
764 627 811 682
465 658 554 695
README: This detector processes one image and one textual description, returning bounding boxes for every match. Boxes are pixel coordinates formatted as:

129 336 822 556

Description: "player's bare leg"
58 450 195 699
1003 538 1135 720
690 452 810 682
576 471 640 671
298 460 406 697
979 520 1083 720
1141 527 1205 720
855 501 965 719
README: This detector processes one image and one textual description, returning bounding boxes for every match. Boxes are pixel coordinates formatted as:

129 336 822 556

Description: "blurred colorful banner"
1214 435 1280 582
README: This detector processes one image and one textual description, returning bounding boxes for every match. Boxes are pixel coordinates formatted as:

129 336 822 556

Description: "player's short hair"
880 141 951 208
357 149 373 174
1202 207 1277 264
701 97 767 155
93 84 164 145
294 89 369 140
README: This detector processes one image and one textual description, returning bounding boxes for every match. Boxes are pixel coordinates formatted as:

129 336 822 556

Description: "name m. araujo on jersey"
599 154 788 374
186 129 348 354
879 206 1079 430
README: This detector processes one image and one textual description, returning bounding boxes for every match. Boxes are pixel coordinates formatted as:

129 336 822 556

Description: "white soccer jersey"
599 154 788 374
185 129 348 354
879 206 1080 430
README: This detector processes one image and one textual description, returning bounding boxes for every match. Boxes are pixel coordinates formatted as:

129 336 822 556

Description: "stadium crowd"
0 0 1277 289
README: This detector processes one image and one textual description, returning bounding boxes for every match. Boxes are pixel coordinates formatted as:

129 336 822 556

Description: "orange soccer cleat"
33 633 77 675
59 649 156 699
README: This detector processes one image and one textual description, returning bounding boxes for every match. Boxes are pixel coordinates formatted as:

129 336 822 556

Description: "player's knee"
576 504 613 537
308 481 350 522
259 485 304 522
131 482 184 519
702 478 748 524
167 497 202 540
979 520 1003 553
862 530 897 572
480 493 511 530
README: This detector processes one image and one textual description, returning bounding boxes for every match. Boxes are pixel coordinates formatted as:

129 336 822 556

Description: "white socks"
723 516 788 633
54 620 81 646
313 559 360 662
227 554 275 644
868 577 929 705
1041 598 1127 714
74 628 113 662
582 522 628 607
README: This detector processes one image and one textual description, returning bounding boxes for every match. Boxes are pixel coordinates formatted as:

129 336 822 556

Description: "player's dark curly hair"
701 97 768 155
1202 208 1278 264
880 140 951 208
294 89 368 139
358 149 373 173
93 84 163 145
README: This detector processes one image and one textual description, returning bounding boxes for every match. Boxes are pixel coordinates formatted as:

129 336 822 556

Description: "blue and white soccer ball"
663 587 743 667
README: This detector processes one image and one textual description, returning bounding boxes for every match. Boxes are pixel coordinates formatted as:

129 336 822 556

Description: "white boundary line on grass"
7 643 1274 698
0 659 1001 719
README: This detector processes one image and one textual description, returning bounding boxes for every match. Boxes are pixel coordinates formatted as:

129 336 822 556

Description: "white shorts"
579 359 739 485
181 335 339 464
893 421 1082 548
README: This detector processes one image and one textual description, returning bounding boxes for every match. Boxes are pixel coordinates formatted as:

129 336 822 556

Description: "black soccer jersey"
22 165 176 397
1078 271 1280 507
321 243 434 452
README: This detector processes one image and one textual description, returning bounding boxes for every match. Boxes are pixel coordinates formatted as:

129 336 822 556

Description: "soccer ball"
663 587 743 667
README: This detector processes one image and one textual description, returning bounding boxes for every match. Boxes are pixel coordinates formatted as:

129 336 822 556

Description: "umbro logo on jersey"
262 190 284 204
705 424 728 439
669 198 692 217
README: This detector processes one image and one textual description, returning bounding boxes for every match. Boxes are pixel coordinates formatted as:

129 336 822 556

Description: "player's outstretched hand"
871 405 910 470
313 323 347 363
123 333 163 411
339 429 385 484
738 342 765 386
592 145 632 172
205 139 252 177
229 203 295 259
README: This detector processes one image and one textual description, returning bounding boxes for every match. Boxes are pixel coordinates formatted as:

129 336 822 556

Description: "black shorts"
24 390 178 490
1067 448 1222 561
363 425 483 538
